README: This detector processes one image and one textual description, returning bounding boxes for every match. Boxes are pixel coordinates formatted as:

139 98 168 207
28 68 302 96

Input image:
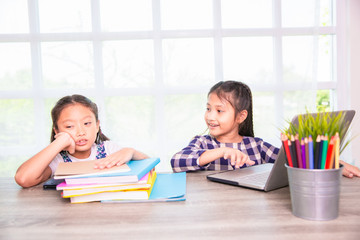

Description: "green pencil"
321 135 329 169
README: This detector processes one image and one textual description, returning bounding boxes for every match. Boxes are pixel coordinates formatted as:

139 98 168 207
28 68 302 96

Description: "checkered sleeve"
171 136 208 172
259 139 280 164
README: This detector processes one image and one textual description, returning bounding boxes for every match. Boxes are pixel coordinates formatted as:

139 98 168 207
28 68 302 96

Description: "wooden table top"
1 172 359 239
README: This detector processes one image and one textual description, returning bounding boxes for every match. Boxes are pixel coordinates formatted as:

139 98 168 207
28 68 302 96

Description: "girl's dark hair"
50 94 109 143
208 80 254 137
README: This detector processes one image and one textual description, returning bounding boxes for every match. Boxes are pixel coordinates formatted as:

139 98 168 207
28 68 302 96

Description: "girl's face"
205 93 246 143
55 103 99 158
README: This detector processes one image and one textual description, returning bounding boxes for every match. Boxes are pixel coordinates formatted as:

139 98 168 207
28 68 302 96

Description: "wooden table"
1 172 359 239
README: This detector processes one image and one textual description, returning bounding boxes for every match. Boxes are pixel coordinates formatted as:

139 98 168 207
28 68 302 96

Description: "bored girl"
15 94 149 188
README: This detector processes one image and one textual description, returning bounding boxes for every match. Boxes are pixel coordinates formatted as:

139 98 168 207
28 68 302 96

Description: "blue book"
101 172 186 203
57 158 160 185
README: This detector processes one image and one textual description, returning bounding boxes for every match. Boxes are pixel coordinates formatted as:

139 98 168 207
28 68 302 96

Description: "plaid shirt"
171 135 279 172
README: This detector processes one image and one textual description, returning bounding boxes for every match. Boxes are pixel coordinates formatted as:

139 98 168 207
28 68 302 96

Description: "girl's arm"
93 148 150 169
199 148 254 168
171 136 207 172
15 132 74 188
171 136 254 172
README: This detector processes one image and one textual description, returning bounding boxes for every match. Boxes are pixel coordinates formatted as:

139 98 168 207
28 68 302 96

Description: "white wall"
349 0 360 167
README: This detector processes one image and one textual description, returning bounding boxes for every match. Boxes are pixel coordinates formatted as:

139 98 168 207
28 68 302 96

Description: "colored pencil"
325 136 335 169
334 133 340 169
290 135 298 168
321 135 329 169
294 135 303 168
314 135 321 169
301 139 306 169
329 137 336 169
304 137 309 169
281 134 293 167
308 135 314 169
317 136 324 169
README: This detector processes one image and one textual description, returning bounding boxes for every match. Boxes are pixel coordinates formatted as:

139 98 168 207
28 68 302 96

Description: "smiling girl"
171 81 279 172
171 81 360 178
15 95 149 188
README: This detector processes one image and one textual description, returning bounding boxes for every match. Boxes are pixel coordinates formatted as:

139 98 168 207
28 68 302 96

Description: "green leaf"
282 110 352 153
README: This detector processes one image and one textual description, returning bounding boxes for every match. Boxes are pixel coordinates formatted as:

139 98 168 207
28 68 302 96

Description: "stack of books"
53 158 186 203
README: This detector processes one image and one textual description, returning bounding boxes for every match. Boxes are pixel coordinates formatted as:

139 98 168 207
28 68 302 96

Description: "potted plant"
281 110 354 154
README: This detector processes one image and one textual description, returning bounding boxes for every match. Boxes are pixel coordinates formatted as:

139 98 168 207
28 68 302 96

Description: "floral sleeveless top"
59 142 107 162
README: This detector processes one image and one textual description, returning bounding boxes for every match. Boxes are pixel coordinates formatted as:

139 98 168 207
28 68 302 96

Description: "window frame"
0 0 351 172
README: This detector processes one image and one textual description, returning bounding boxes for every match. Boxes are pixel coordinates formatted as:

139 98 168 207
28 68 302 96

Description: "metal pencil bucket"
285 164 343 221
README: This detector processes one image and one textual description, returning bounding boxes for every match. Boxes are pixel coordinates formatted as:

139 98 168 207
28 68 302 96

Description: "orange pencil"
334 133 340 169
304 137 309 169
325 136 335 169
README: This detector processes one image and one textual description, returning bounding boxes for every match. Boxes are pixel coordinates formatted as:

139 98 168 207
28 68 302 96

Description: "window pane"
282 0 334 27
223 37 274 84
38 0 91 32
253 92 277 142
161 0 212 30
103 40 154 88
222 0 272 28
0 0 29 33
317 35 334 82
164 94 207 142
283 36 333 83
101 0 152 31
163 38 215 86
164 94 207 169
41 42 95 89
0 43 32 90
317 89 332 112
283 36 313 83
104 96 155 146
45 98 60 139
0 99 35 146
0 156 27 177
283 90 317 120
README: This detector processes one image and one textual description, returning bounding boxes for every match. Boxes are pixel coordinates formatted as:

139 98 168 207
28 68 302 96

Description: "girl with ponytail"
171 81 278 172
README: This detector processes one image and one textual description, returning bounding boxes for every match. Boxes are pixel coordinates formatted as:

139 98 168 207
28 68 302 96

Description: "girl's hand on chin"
54 132 76 154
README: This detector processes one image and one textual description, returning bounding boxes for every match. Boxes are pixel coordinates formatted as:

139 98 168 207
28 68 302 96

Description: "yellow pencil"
335 132 340 169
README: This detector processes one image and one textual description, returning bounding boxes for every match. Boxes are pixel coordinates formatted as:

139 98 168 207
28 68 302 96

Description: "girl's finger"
234 153 241 168
247 158 255 165
342 168 353 178
106 158 126 168
116 161 125 166
243 156 251 165
347 165 360 177
230 154 236 166
94 159 110 169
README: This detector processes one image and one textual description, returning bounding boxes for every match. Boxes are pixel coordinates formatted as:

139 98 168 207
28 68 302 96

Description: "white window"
0 0 351 175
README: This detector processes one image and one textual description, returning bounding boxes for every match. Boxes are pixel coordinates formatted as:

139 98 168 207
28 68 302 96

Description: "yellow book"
61 171 154 197
68 171 157 203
